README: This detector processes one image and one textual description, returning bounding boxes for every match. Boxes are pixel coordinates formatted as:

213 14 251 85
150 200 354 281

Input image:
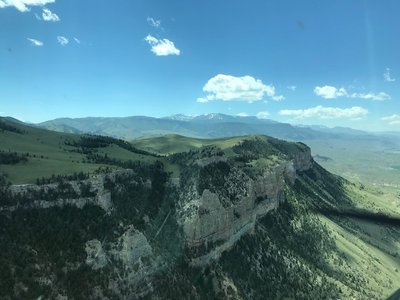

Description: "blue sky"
0 0 399 131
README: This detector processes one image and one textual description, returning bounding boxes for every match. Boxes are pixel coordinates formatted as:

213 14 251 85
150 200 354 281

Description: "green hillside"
0 118 157 184
132 134 245 154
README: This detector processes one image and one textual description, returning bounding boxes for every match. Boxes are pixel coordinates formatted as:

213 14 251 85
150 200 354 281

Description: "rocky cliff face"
178 145 313 266
2 139 314 271
1 169 134 212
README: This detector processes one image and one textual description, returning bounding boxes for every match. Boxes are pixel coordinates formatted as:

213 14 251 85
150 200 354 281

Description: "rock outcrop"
85 226 162 297
179 146 313 266
1 170 133 213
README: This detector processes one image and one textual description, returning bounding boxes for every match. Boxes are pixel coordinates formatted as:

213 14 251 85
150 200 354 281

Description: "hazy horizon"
4 112 400 134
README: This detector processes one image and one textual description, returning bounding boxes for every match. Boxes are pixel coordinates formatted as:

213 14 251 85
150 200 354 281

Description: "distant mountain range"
36 113 372 141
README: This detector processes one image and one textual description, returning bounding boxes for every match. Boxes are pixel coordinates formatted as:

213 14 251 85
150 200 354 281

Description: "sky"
0 0 399 131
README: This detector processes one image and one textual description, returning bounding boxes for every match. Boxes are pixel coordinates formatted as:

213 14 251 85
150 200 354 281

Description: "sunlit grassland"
317 182 400 298
0 121 156 184
132 134 247 155
304 138 400 186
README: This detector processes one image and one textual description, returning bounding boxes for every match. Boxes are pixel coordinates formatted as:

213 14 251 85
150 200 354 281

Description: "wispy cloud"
147 17 161 28
383 68 396 82
287 85 296 91
350 92 390 101
41 7 59 21
0 0 55 12
314 85 390 101
27 38 43 46
144 35 180 56
256 111 270 119
382 114 400 125
57 36 69 46
237 112 249 117
279 105 368 120
197 74 284 103
73 37 80 44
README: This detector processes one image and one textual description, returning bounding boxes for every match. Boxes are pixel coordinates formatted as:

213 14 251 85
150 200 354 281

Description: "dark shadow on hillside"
387 288 400 300
314 207 400 227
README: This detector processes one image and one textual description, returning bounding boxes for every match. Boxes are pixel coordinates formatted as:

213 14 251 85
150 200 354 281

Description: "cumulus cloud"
197 74 284 103
381 114 400 125
27 38 43 46
41 7 59 21
144 35 180 56
314 85 348 99
287 85 296 91
256 111 270 119
279 105 368 120
384 68 396 82
0 0 54 12
147 17 161 28
350 92 390 101
57 36 68 46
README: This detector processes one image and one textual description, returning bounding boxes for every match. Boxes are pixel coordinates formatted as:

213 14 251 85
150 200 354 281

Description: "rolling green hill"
131 134 246 154
0 117 159 184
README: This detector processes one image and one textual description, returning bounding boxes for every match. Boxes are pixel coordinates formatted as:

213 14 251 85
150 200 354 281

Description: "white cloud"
384 68 396 82
57 36 68 46
287 85 296 91
256 111 270 119
147 17 161 28
144 35 180 56
41 7 59 21
272 94 285 101
196 97 209 103
0 0 54 12
27 38 43 46
314 85 391 101
198 74 284 103
279 105 368 120
73 37 80 44
237 112 249 117
350 92 390 101
382 114 400 125
314 85 348 99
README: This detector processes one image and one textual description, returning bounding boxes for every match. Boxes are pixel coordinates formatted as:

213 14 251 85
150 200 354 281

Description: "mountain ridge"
36 114 336 140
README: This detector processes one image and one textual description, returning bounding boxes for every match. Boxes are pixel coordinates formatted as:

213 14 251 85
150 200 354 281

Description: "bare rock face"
84 226 161 297
292 145 313 172
2 170 132 213
179 149 313 266
85 239 108 270
111 226 153 266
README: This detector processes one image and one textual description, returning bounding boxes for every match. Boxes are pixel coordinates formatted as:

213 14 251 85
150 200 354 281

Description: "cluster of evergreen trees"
36 172 89 185
65 134 156 156
0 150 28 165
0 120 23 134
